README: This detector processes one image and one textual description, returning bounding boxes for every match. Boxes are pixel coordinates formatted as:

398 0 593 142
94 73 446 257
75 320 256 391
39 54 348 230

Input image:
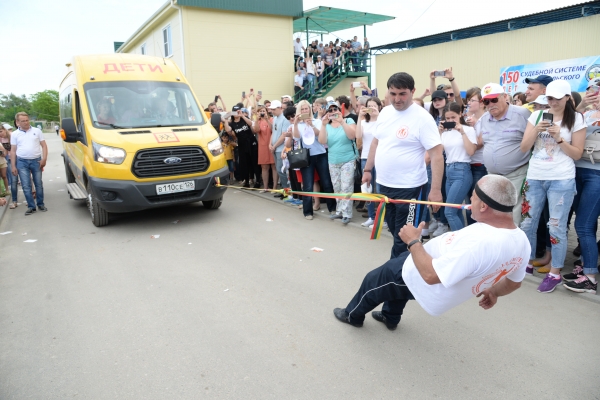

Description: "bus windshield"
83 81 205 129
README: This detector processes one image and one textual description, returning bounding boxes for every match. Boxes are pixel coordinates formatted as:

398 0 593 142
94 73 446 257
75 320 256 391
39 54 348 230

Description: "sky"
0 0 583 97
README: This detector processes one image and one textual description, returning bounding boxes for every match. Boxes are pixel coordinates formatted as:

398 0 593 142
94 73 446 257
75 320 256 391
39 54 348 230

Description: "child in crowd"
221 132 237 183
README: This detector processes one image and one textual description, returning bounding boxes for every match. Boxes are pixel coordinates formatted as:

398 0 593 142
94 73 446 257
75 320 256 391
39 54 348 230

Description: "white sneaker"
362 218 374 227
432 224 448 237
428 219 439 231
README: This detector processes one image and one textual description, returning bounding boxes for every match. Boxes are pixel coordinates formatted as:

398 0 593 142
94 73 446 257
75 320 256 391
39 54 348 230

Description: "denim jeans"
380 183 427 259
465 164 487 225
360 159 378 220
6 155 19 202
520 179 576 269
345 251 415 325
17 157 44 209
444 162 472 231
274 152 289 189
427 164 447 224
301 152 335 216
306 74 316 95
573 167 600 275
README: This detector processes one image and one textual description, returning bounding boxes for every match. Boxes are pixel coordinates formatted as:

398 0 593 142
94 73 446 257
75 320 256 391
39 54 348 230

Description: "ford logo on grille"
164 157 182 164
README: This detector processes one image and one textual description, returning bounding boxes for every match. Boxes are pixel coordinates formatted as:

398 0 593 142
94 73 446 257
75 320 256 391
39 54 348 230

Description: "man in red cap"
475 83 531 225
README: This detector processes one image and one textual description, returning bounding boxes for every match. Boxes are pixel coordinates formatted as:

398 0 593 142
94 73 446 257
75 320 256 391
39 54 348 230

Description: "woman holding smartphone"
564 82 600 294
355 97 382 227
438 102 477 232
318 101 357 224
519 80 586 293
292 100 335 219
252 105 276 192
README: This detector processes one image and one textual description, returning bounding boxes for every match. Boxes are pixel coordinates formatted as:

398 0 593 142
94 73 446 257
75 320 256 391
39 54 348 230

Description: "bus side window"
74 91 88 146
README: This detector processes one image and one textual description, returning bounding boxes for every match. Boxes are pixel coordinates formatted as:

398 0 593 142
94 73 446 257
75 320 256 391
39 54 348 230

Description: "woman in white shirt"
438 102 477 232
355 97 382 227
464 87 488 225
292 100 335 219
519 80 586 294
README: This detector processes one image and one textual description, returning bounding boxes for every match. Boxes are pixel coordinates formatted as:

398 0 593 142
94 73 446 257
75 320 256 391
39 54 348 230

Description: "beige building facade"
375 14 600 96
117 1 300 108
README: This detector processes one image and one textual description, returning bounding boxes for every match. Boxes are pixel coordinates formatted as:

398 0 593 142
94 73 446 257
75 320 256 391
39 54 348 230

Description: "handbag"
581 125 600 164
288 138 310 169
351 140 362 182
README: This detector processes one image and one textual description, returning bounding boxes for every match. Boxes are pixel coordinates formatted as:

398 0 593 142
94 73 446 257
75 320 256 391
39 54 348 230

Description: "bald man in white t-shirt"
334 175 530 331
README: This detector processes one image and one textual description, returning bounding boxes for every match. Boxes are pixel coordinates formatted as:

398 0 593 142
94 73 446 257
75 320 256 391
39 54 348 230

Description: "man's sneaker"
341 217 351 224
362 218 374 227
329 213 342 220
38 206 48 212
25 208 35 216
283 197 295 203
432 224 448 237
291 199 302 205
562 265 584 282
537 274 562 293
526 266 534 275
563 275 597 294
371 311 397 331
333 308 363 327
428 219 439 232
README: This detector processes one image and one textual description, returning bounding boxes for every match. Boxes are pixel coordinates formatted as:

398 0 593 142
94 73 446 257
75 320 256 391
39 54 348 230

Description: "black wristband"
448 77 455 82
407 239 421 250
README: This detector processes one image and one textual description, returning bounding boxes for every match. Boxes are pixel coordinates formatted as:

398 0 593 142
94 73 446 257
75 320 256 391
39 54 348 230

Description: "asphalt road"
1 134 599 399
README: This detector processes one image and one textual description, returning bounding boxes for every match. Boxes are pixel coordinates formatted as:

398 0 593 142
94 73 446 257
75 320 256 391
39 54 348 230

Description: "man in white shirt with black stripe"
10 112 48 215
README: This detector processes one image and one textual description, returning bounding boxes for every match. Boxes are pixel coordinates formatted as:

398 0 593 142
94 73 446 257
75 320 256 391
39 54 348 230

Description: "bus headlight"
207 137 224 156
92 142 126 164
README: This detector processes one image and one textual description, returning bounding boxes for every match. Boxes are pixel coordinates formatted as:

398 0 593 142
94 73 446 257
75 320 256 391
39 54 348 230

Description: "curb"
237 188 600 305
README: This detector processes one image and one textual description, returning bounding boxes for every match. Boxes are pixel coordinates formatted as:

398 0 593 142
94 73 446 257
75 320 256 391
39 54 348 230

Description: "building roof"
293 6 395 34
372 0 600 53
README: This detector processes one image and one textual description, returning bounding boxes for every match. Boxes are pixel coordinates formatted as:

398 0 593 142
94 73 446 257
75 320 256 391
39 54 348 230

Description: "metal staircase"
294 52 371 104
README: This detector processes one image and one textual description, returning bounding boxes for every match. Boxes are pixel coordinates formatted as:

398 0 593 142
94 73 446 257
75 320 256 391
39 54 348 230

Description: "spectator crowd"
204 60 600 297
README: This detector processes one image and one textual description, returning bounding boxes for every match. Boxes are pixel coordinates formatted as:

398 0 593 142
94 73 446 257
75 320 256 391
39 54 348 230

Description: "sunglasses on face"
447 93 455 97
482 98 500 105
328 108 339 112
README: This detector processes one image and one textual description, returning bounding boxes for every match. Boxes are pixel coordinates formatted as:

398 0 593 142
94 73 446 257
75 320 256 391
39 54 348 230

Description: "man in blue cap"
524 75 553 112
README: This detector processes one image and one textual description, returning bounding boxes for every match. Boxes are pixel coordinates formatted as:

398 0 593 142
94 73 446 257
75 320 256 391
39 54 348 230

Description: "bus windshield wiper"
94 121 130 129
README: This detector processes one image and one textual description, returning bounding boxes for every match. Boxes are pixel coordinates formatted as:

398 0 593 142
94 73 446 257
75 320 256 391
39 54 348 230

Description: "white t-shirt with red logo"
373 103 441 188
402 222 530 316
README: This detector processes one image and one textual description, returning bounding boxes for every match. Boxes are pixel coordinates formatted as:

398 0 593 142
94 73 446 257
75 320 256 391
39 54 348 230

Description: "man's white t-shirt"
441 126 477 164
294 75 304 87
402 222 530 316
526 111 586 180
293 41 304 56
360 121 377 159
374 104 441 188
10 127 45 159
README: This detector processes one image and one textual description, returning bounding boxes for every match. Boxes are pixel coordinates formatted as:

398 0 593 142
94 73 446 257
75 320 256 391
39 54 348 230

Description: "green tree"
30 90 59 121
0 93 31 124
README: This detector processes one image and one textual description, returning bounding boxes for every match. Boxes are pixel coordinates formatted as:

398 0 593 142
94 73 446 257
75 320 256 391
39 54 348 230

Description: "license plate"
156 181 195 195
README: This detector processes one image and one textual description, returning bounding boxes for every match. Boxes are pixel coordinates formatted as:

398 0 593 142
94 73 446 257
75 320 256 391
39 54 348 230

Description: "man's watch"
363 169 372 173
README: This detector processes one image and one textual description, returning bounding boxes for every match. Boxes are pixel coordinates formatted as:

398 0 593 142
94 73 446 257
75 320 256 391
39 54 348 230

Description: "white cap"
2 123 13 130
545 80 571 99
325 96 335 102
268 100 282 109
532 95 548 105
281 95 292 100
481 83 504 99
